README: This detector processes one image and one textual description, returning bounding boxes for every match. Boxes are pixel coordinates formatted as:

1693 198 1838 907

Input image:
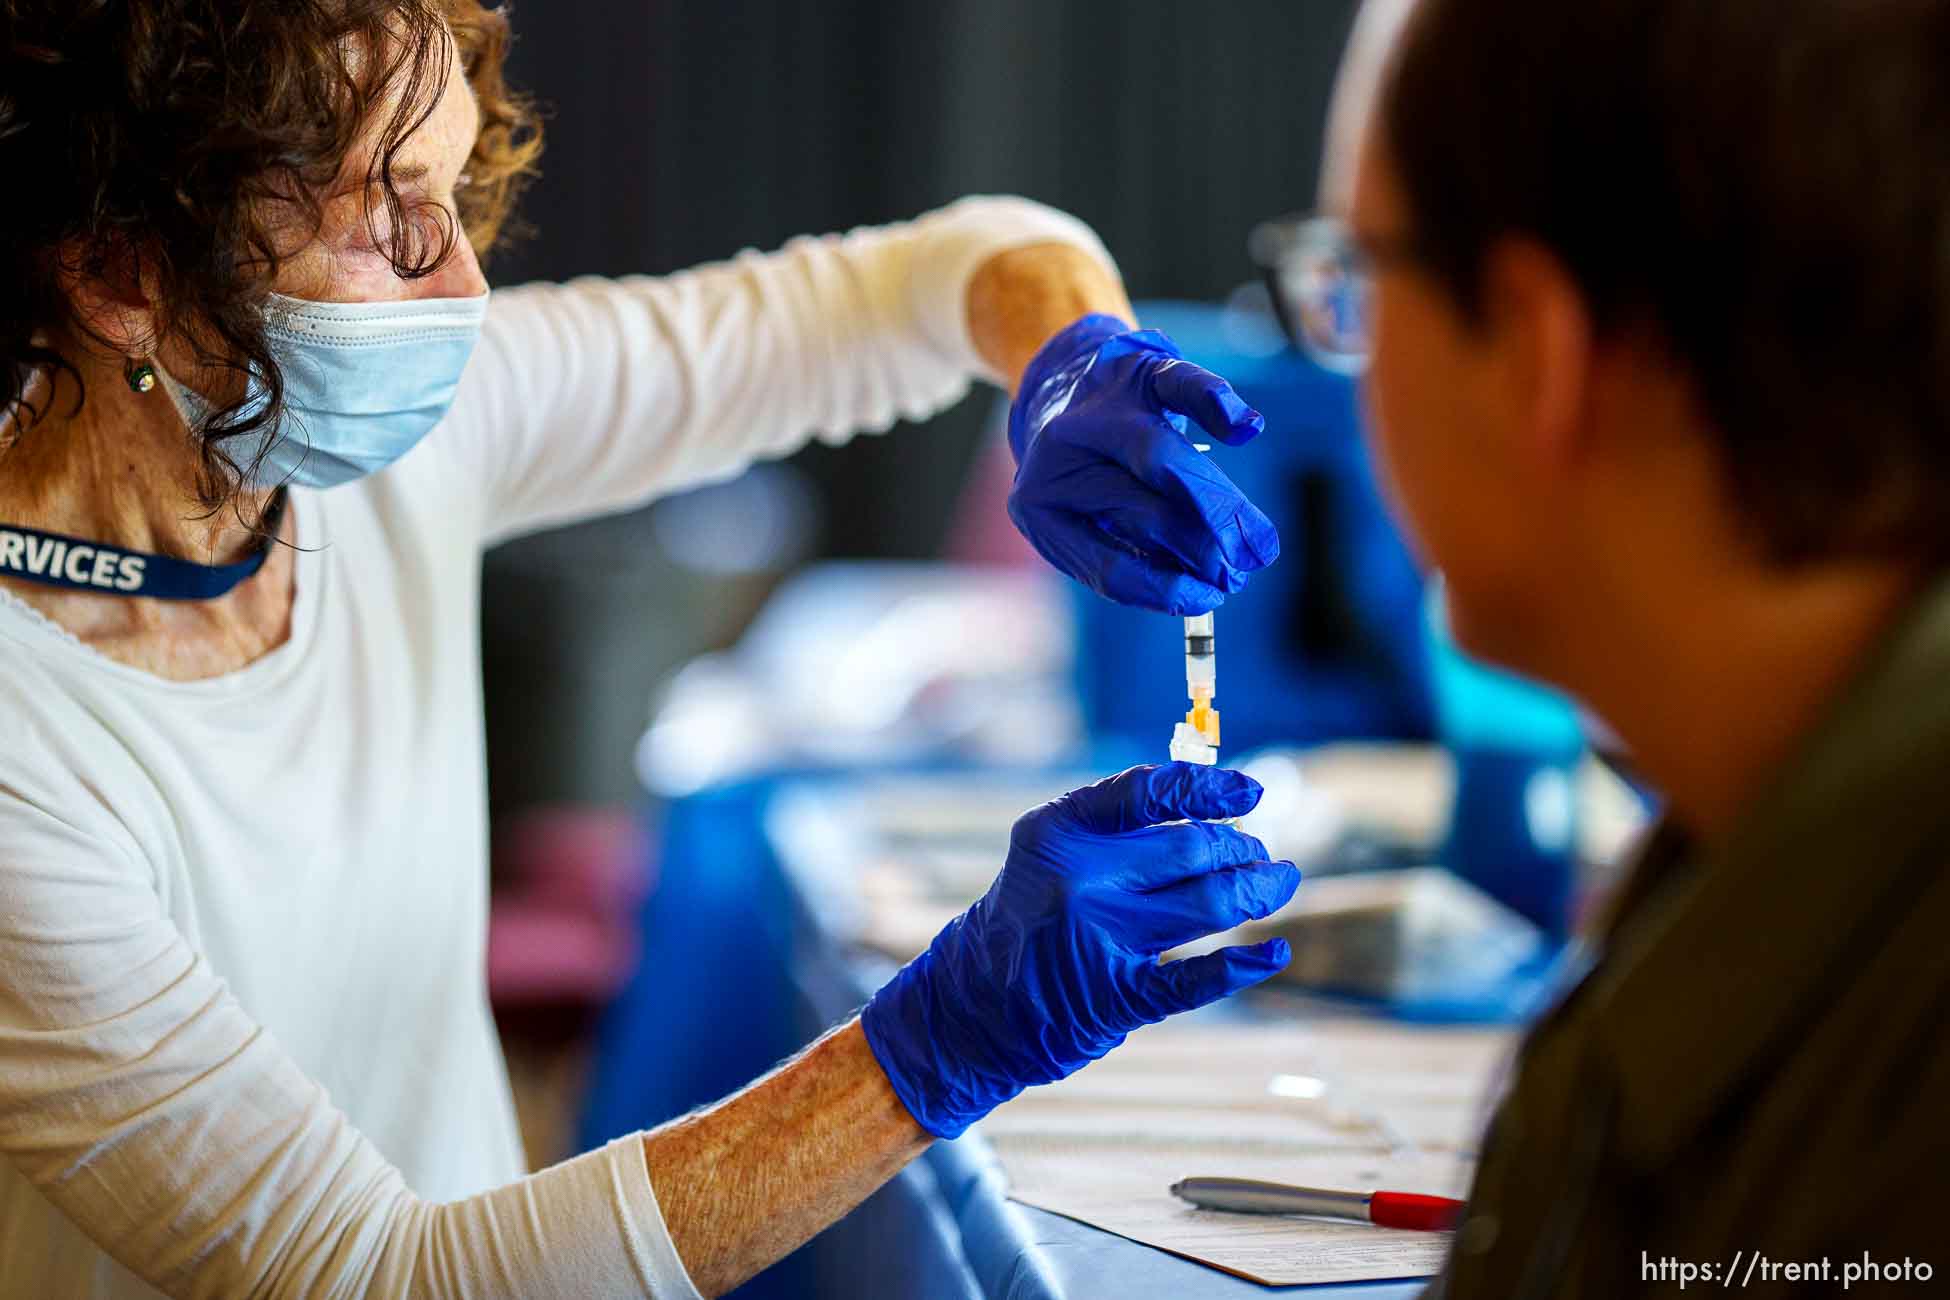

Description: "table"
582 775 1495 1299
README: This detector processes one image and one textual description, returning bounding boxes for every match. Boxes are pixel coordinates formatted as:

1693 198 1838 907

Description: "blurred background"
474 14 1651 1284
479 0 1362 817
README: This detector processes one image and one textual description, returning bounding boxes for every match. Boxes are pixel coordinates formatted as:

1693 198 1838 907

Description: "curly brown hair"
0 1 541 520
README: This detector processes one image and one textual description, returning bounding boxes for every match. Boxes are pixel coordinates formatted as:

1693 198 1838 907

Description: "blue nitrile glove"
1006 314 1282 615
860 763 1302 1139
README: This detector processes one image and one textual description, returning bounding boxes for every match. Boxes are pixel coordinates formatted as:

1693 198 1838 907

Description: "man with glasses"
1278 0 1950 1295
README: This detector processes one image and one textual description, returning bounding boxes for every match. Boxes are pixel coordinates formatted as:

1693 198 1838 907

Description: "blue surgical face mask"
156 290 489 489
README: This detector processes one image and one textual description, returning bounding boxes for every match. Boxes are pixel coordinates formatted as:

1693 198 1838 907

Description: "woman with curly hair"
0 2 1296 1296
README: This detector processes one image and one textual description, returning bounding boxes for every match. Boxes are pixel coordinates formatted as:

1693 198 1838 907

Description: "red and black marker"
1170 1177 1464 1231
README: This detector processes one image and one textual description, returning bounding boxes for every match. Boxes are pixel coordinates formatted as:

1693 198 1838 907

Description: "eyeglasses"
1250 213 1414 376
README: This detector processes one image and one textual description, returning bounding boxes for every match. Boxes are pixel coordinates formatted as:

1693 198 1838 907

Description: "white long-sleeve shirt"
0 196 1113 1299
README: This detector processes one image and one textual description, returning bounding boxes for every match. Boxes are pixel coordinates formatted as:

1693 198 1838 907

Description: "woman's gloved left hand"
1006 314 1282 615
861 763 1301 1140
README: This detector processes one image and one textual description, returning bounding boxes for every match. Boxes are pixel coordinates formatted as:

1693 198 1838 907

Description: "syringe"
1167 438 1226 768
1168 611 1222 766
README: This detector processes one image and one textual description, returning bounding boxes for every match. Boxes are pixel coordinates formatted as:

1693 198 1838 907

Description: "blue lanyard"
0 491 287 601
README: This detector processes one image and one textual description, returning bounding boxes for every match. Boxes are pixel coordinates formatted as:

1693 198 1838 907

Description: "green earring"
125 359 158 394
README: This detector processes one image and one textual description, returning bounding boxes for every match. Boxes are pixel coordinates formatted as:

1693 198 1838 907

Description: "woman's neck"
0 350 298 680
0 357 275 564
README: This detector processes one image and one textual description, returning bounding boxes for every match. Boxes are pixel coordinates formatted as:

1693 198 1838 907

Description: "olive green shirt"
1440 576 1950 1298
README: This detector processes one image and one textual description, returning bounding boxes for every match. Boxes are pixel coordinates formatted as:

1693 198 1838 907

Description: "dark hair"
1382 0 1950 566
0 1 541 522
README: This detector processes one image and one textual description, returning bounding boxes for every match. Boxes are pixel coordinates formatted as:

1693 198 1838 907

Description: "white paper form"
995 1142 1460 1285
980 1018 1515 1287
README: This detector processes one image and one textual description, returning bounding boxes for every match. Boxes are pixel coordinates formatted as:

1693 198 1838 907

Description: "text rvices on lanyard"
0 490 289 601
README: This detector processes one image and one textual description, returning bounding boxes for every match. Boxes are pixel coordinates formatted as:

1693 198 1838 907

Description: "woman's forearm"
642 1018 931 1297
967 241 1138 394
453 200 1121 544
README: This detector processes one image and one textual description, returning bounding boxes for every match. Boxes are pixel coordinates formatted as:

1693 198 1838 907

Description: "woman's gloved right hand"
1005 314 1280 615
860 763 1301 1139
